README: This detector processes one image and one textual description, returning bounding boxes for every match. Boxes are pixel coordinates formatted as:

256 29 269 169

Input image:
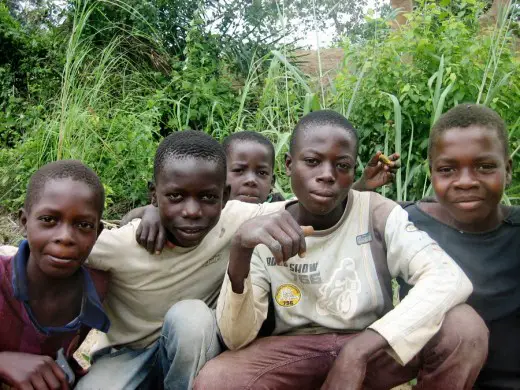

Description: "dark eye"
477 164 496 172
258 170 269 176
304 158 319 166
437 167 455 175
168 193 182 202
201 194 219 202
39 216 56 225
231 168 244 174
78 221 95 230
337 162 351 170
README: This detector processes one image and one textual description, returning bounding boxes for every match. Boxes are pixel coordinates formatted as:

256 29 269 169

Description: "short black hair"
289 110 359 154
429 104 509 159
25 160 105 216
222 131 275 168
154 130 227 182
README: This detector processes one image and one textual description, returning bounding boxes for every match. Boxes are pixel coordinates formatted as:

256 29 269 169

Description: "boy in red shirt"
0 160 109 389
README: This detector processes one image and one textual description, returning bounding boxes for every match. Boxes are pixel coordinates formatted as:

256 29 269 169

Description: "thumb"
367 151 382 167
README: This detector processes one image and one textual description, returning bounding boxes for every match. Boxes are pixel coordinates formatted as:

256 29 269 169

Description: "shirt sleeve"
86 221 137 271
368 206 473 365
216 247 271 350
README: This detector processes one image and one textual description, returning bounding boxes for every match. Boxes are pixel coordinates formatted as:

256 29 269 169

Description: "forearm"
227 240 254 293
217 274 268 350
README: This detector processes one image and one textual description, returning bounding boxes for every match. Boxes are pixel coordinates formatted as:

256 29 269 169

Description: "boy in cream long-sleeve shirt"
194 110 488 390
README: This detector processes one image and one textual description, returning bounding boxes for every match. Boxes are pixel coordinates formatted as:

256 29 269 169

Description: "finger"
388 152 400 161
137 224 149 247
279 219 303 260
47 361 68 390
301 226 314 237
30 373 50 390
136 223 143 244
155 228 166 255
367 151 382 167
146 225 157 254
41 367 62 390
378 153 393 166
262 233 284 264
19 381 35 390
269 226 294 262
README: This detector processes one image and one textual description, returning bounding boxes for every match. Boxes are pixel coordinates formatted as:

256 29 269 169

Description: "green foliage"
1 0 519 218
333 0 520 201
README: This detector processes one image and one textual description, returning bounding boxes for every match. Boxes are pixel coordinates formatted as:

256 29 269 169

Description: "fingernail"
300 252 306 258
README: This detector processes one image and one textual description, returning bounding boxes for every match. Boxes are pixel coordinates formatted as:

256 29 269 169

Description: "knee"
436 304 489 363
162 299 216 345
193 359 229 390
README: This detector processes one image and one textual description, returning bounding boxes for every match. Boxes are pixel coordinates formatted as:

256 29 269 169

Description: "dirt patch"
0 209 22 245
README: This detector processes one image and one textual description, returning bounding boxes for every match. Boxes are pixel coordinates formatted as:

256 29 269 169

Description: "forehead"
432 126 505 160
294 125 356 154
157 157 225 189
31 178 100 216
228 141 273 166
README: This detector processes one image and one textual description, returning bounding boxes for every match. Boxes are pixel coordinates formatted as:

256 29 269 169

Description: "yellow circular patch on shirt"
275 284 302 307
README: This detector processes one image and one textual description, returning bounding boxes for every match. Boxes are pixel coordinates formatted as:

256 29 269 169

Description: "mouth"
46 255 79 267
175 226 208 237
309 190 336 202
235 193 260 203
452 198 484 210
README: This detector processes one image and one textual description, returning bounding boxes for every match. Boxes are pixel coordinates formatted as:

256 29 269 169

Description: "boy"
0 160 110 389
193 110 488 389
222 130 397 204
75 130 284 390
223 131 283 204
398 104 519 389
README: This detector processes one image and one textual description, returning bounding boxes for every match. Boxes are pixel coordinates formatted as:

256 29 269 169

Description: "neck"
288 200 346 231
26 256 81 299
429 203 507 233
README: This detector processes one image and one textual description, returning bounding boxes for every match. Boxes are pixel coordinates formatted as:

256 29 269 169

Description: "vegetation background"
0 0 518 239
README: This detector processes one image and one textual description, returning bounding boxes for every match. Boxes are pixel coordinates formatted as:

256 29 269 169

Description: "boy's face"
430 125 512 226
153 157 229 247
286 125 357 216
20 178 103 279
227 141 274 204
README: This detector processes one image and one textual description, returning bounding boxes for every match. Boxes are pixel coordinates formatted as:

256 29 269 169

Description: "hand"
321 330 388 390
353 151 400 192
228 211 314 293
0 352 69 390
135 205 166 254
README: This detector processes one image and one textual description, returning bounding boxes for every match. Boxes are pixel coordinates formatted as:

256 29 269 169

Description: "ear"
285 153 293 177
222 184 231 209
505 157 513 187
150 182 158 207
19 208 28 238
97 221 104 238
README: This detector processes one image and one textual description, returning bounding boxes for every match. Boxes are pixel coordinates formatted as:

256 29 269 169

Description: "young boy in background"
0 160 110 389
398 104 519 389
76 131 284 390
193 110 488 389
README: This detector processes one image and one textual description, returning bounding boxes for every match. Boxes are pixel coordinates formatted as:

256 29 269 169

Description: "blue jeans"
75 300 222 390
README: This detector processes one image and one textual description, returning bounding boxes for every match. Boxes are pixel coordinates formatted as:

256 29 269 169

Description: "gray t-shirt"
399 202 520 389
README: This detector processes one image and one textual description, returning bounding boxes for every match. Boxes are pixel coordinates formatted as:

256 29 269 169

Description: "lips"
309 190 336 201
452 197 484 211
46 254 78 267
175 226 208 238
235 194 260 203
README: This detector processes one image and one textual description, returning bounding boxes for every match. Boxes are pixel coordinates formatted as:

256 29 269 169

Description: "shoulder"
85 268 110 301
504 206 520 225
220 200 286 224
360 191 400 223
88 220 141 270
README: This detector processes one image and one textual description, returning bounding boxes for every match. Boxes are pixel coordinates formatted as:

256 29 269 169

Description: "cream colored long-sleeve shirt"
86 200 284 351
217 191 473 365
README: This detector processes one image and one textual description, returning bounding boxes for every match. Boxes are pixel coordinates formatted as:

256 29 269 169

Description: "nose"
316 162 335 184
182 198 202 219
53 223 75 246
243 171 258 187
454 168 479 189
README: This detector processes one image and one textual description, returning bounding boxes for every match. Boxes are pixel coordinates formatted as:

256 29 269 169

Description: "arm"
352 151 400 192
370 206 472 364
217 211 312 350
323 205 471 389
120 206 148 226
0 352 69 390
